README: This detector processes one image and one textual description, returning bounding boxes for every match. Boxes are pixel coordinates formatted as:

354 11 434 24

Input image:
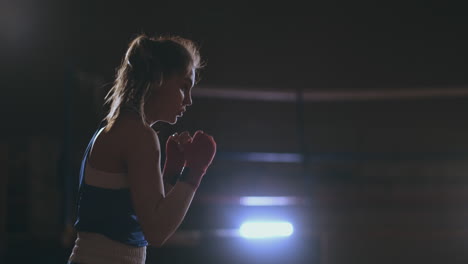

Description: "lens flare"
239 221 294 239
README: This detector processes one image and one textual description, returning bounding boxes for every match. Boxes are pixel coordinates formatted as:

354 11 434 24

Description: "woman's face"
145 69 195 125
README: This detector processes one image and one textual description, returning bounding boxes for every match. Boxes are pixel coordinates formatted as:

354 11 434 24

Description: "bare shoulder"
112 112 160 152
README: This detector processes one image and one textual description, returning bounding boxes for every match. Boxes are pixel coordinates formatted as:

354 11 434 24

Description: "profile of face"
144 68 196 125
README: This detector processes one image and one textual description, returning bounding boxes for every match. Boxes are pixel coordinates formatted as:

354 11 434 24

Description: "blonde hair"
104 33 203 130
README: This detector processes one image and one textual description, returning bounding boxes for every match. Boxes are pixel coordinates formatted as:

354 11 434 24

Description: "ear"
149 79 164 94
151 71 164 88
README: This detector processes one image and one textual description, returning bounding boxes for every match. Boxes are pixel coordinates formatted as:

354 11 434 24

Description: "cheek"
146 93 158 107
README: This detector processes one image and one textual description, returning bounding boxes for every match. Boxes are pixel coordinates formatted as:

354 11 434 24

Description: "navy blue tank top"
74 124 148 247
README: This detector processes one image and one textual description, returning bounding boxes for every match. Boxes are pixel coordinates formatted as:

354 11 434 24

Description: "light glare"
239 196 297 206
240 221 294 239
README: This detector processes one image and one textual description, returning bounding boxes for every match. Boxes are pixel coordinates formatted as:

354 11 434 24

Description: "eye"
183 85 191 92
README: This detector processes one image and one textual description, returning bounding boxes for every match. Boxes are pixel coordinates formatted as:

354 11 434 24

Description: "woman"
68 34 217 264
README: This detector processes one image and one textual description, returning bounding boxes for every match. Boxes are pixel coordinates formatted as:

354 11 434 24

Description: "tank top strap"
78 120 107 190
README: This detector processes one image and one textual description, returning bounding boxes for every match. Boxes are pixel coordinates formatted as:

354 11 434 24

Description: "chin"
166 117 178 125
162 112 181 124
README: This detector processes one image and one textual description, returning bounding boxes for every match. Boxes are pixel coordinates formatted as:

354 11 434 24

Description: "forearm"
149 181 196 246
163 182 175 195
162 170 180 196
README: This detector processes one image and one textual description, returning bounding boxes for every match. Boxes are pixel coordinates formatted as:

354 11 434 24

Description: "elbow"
146 227 172 247
147 235 169 247
146 221 179 247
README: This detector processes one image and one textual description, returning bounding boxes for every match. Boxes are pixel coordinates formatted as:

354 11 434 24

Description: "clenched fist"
180 130 216 189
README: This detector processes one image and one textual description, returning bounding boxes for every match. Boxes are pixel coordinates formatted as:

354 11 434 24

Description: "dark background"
2 1 468 263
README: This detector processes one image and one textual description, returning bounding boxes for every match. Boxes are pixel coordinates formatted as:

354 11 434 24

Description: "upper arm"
124 123 164 242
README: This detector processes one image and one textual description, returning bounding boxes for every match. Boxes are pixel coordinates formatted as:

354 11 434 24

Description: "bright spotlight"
239 196 297 206
239 221 294 239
